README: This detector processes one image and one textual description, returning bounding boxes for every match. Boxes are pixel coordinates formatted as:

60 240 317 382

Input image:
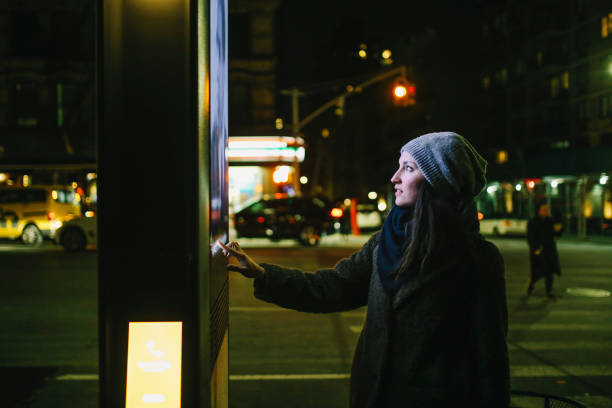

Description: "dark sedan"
233 195 344 246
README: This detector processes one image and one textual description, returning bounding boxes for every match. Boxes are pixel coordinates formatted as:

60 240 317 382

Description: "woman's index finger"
218 240 242 256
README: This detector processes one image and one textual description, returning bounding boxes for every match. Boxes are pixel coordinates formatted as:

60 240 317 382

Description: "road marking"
230 306 366 318
511 365 612 377
509 341 612 350
229 374 350 381
510 323 612 330
57 374 99 381
347 323 611 333
230 306 286 312
57 365 612 381
57 373 350 381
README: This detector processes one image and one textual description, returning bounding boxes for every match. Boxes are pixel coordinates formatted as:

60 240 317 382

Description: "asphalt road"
0 237 611 407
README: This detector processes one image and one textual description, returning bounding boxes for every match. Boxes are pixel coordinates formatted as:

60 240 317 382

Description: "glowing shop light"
228 137 306 163
273 166 291 183
377 198 387 212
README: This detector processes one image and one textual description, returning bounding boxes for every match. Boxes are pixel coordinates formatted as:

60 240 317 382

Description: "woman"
526 203 562 300
220 132 510 407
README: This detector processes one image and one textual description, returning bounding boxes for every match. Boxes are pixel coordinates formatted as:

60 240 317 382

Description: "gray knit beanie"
400 131 487 199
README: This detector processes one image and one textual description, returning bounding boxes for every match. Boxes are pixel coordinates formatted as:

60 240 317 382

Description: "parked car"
478 213 528 236
355 203 384 232
233 195 344 246
0 185 81 246
56 215 97 252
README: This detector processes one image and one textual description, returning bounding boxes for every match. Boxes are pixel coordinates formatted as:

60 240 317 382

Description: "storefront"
228 136 305 210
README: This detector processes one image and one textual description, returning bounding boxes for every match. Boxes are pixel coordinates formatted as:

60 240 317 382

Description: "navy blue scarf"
377 205 414 293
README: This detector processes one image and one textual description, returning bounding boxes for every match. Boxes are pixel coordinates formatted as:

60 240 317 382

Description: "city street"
0 236 611 407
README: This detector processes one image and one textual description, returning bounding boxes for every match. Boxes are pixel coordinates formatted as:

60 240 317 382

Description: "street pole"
291 88 301 136
281 88 304 194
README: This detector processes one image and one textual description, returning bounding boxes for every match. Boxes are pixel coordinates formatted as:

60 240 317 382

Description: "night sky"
273 0 488 198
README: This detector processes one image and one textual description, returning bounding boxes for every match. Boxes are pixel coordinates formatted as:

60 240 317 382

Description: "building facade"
475 0 612 235
229 0 281 136
0 0 95 161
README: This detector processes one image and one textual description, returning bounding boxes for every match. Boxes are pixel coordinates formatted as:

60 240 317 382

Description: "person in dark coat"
219 132 510 408
526 203 562 300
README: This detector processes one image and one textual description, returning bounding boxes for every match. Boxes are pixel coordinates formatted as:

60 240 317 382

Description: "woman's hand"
217 240 265 279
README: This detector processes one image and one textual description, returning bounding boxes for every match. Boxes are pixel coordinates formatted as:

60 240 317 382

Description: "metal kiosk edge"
97 0 229 406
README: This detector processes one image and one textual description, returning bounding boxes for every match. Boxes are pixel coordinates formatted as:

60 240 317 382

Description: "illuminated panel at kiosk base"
126 322 182 408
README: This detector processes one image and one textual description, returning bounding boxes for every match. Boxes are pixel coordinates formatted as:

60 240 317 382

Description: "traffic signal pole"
281 65 409 135
280 65 410 198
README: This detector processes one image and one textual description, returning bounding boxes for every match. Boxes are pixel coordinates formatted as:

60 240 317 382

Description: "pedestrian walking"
526 203 562 300
219 132 510 407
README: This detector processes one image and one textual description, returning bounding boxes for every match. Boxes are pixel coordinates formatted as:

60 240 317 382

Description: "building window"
12 82 40 127
229 13 251 59
578 100 590 121
603 13 612 38
562 71 570 89
494 69 507 85
551 77 560 97
496 150 508 164
482 76 490 89
601 94 612 117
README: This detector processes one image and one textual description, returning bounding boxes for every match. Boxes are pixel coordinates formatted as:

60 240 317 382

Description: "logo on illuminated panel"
126 322 182 407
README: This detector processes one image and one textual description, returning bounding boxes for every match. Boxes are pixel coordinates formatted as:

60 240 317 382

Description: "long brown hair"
397 182 481 278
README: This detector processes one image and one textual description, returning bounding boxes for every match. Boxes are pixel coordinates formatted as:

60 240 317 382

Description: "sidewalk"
558 233 612 245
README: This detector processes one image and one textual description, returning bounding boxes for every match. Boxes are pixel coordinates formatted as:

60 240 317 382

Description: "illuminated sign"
126 322 182 408
228 136 305 163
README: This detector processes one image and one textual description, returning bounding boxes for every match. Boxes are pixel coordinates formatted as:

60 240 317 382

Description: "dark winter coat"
527 217 561 278
254 232 510 407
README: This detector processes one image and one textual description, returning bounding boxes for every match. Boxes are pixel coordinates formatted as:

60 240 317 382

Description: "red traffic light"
393 78 415 106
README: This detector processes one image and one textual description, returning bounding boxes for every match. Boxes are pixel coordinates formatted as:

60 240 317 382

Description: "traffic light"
393 77 415 106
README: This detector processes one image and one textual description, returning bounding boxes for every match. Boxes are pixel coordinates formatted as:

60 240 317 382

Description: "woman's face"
391 151 426 207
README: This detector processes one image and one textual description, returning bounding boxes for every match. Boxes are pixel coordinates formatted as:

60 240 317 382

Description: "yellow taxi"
0 185 82 246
